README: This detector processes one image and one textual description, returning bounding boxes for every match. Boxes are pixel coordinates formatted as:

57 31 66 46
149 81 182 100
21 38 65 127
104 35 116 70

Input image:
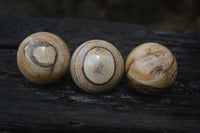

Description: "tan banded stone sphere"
17 32 70 84
126 42 177 95
70 40 124 94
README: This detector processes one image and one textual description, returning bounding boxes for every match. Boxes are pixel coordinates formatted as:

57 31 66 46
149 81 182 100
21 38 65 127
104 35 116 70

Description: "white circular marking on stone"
33 46 56 66
83 48 115 84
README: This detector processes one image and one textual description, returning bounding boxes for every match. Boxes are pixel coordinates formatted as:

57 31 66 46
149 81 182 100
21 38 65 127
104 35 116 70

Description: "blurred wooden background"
0 0 200 31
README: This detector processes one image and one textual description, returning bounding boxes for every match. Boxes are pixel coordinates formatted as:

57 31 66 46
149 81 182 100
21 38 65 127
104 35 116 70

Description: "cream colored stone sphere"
70 40 124 94
17 32 70 84
126 42 177 95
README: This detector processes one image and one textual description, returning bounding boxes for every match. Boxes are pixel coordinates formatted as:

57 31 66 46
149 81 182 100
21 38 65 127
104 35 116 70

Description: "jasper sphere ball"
126 42 177 95
70 40 124 94
17 32 70 84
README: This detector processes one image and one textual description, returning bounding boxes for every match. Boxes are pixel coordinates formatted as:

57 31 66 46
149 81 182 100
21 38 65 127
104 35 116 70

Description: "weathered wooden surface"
0 14 200 133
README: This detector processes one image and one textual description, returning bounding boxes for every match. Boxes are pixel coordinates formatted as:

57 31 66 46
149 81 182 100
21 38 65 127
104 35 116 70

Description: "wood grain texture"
0 14 200 133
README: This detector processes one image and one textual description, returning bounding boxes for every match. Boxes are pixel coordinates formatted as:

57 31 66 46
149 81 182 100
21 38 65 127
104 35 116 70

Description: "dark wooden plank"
0 14 200 133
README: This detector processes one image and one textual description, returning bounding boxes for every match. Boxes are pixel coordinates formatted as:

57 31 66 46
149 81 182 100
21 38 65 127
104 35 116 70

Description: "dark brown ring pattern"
24 40 58 68
82 46 116 85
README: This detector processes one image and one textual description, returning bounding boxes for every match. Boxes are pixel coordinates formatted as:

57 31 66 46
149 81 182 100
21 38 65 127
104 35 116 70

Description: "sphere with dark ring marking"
17 32 70 84
70 40 124 94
